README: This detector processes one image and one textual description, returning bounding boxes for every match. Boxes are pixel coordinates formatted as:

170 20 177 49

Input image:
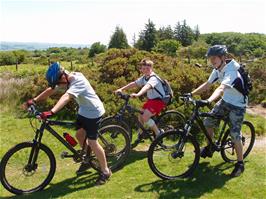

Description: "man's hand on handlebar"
37 111 54 120
114 89 123 94
130 93 140 98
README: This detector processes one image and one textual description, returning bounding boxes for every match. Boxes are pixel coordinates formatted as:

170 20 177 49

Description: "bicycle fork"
171 124 192 159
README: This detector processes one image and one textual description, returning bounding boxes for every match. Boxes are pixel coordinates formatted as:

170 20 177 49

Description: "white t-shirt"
66 72 105 118
207 59 247 107
135 72 165 100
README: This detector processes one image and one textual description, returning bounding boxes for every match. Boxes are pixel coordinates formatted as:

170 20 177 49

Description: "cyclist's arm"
33 87 57 102
136 84 152 96
118 82 138 92
192 81 211 96
207 84 228 102
51 92 73 114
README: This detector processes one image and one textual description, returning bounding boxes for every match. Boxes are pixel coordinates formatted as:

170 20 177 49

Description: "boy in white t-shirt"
25 62 111 185
190 45 246 177
115 59 166 143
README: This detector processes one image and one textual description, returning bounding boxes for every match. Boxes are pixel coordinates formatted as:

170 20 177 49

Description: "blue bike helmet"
46 62 62 88
206 45 227 57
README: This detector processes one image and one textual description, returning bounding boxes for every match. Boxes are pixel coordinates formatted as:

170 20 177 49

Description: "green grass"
0 62 88 78
244 114 266 136
0 111 266 199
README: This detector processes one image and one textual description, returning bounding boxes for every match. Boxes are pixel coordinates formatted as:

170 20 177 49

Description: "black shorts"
76 114 102 140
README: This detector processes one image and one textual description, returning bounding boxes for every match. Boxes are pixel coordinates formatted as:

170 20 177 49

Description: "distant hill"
0 41 89 51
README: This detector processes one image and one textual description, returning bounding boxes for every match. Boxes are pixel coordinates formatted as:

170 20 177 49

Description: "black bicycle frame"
183 104 228 149
33 120 80 157
114 97 150 132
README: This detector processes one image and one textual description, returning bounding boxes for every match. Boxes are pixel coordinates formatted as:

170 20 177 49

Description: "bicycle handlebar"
116 92 131 101
179 95 210 108
28 105 41 117
180 95 224 119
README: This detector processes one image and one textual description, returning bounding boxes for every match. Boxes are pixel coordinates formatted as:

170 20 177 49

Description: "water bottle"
63 132 77 147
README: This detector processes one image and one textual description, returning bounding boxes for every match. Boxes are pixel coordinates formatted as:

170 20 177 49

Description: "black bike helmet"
206 45 227 57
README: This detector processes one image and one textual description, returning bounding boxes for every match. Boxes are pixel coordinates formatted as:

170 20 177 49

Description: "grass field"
0 111 265 199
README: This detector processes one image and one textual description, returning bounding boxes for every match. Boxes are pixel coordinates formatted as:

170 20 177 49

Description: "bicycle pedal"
60 151 68 159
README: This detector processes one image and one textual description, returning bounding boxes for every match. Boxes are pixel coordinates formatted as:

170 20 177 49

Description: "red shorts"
143 99 166 115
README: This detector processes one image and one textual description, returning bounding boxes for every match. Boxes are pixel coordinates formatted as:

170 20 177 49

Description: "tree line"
0 19 265 66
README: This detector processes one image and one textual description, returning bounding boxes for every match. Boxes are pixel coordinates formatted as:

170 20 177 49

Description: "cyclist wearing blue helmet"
25 62 111 185
187 45 247 177
45 62 63 89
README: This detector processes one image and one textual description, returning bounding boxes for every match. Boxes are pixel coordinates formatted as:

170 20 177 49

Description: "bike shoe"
230 162 244 177
200 146 213 158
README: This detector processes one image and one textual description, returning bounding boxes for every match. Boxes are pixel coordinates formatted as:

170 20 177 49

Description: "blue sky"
0 0 265 45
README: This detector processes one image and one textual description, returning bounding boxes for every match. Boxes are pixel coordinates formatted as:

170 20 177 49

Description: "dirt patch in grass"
254 136 266 149
247 105 266 119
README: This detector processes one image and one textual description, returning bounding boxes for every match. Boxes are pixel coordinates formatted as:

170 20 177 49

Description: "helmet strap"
64 72 70 89
215 57 225 70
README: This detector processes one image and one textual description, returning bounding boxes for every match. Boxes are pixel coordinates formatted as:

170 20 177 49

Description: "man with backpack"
189 45 249 177
115 58 169 142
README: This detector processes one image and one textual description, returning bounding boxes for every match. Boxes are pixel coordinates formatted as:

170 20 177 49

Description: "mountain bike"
0 105 130 195
148 95 255 180
100 92 186 146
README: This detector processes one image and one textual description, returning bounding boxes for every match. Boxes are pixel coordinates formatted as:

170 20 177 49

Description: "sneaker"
95 169 112 185
200 146 213 158
230 162 244 177
76 163 92 175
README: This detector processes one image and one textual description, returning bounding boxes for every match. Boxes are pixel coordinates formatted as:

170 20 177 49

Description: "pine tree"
108 26 129 49
135 19 157 51
174 20 195 46
157 25 174 41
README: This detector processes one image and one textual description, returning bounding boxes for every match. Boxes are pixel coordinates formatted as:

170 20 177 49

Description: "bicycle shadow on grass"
1 171 102 199
1 149 148 199
135 161 234 199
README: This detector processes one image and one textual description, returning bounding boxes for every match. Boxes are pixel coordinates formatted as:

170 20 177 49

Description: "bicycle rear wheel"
221 121 256 162
0 142 56 195
89 125 131 172
156 110 186 131
147 130 200 180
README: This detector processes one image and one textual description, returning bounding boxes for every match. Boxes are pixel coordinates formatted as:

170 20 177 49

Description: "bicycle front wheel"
221 120 256 162
90 125 131 172
0 142 56 195
147 130 200 180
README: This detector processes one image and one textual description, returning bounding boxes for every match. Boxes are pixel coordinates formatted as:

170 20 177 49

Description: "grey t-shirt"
135 72 165 99
207 59 247 107
66 72 105 118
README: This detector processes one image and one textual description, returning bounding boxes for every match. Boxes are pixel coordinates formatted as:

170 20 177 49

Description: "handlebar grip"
28 105 40 116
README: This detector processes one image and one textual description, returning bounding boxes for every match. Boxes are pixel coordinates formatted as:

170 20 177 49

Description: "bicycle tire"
100 116 132 141
221 120 256 162
156 110 186 131
148 130 200 180
89 125 131 172
0 142 56 195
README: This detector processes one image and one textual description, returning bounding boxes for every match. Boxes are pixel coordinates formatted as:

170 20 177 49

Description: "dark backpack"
232 64 253 102
149 75 174 105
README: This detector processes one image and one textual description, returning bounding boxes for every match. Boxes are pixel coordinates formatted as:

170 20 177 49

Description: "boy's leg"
75 128 91 174
229 107 245 162
87 139 110 174
76 128 87 147
229 107 245 177
141 109 160 136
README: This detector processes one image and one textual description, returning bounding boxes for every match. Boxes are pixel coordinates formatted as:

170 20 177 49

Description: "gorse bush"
0 48 265 121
